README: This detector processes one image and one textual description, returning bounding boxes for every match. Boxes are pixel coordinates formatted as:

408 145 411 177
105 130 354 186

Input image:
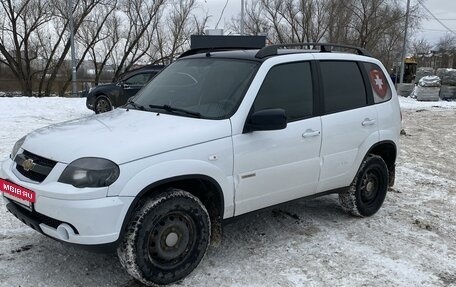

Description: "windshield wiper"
126 100 148 111
148 104 201 118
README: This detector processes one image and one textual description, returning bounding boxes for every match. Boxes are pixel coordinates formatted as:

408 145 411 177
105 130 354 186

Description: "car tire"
94 95 112 114
339 155 389 217
117 188 211 286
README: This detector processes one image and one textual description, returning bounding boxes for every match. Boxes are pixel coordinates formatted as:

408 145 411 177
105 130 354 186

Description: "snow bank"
399 96 456 110
0 96 455 287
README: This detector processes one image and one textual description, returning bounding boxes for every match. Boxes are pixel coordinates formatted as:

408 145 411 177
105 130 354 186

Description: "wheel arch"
366 140 397 186
119 174 225 247
94 92 112 103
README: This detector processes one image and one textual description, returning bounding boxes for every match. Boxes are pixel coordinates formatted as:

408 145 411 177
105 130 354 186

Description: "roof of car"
179 43 373 62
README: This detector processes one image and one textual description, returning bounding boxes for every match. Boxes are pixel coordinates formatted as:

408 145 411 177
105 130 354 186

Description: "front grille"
22 150 57 168
16 165 47 182
15 150 57 183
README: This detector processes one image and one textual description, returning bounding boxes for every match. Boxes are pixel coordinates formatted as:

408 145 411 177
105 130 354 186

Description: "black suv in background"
86 65 165 113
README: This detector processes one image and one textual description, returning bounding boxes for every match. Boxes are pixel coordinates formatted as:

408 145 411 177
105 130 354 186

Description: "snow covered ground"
0 96 455 287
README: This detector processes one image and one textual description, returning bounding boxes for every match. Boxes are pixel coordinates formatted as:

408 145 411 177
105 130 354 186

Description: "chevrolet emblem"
22 159 35 172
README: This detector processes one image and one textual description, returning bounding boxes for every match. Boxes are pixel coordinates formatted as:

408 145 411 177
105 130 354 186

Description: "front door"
233 61 322 215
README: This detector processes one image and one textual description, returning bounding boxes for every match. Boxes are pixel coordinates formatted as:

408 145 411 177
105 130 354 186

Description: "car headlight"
58 157 120 188
11 136 26 159
88 86 95 93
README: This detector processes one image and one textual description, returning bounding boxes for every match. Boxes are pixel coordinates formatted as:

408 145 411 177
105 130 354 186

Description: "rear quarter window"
363 62 392 104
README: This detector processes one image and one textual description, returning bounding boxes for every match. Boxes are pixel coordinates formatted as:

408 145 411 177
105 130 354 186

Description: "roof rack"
179 35 267 58
255 42 372 59
178 47 259 59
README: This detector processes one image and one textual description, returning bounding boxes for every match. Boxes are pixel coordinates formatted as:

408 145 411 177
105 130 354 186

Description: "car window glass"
363 62 392 103
124 73 151 86
253 62 313 122
320 61 367 114
133 59 259 119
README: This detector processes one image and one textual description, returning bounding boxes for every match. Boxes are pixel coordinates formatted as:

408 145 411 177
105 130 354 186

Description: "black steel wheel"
117 189 210 286
339 155 389 217
94 95 112 114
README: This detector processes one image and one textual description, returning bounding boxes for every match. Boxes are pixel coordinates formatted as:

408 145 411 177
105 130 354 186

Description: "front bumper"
86 94 95 110
1 158 134 245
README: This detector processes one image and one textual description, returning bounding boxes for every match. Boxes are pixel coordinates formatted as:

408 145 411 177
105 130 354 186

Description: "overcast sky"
415 0 456 44
202 0 456 44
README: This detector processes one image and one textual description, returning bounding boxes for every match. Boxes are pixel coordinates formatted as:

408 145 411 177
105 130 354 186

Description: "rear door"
317 60 379 192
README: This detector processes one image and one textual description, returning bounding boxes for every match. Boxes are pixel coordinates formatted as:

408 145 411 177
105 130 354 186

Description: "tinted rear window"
320 61 367 114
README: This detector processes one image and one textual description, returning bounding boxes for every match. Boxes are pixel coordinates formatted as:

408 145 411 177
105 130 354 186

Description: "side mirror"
245 108 287 132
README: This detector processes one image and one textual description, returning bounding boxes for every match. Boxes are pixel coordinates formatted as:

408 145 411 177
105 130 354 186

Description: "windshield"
129 58 259 119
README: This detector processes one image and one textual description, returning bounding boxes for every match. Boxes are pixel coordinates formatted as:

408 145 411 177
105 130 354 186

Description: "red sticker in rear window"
369 69 388 98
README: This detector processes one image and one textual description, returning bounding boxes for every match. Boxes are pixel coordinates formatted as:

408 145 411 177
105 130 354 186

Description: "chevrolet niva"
1 43 401 286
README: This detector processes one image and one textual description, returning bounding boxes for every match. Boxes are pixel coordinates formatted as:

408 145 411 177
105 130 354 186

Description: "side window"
253 62 313 122
320 61 367 114
124 73 151 86
363 62 392 103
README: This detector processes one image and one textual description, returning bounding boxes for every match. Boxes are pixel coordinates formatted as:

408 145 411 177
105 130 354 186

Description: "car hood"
22 109 232 164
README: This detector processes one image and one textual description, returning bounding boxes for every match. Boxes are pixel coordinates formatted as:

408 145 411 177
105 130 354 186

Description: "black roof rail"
178 47 259 59
255 42 373 59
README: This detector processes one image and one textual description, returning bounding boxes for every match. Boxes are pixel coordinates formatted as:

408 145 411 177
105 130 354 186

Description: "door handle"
362 118 376 126
302 130 321 138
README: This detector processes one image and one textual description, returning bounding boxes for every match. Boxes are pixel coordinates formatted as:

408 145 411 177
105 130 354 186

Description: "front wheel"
94 95 112 114
339 155 389 217
117 189 211 286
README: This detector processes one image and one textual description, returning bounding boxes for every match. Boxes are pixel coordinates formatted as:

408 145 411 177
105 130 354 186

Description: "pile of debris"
402 67 456 101
436 68 456 100
415 75 441 101
415 67 435 83
397 83 415 97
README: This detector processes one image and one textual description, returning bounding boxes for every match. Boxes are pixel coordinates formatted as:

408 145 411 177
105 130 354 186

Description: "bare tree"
325 0 354 44
435 33 456 68
40 0 105 96
436 33 456 52
110 0 166 81
0 0 53 96
152 0 207 63
227 0 422 69
59 0 118 93
412 38 433 55
193 13 210 35
88 9 122 85
230 0 270 36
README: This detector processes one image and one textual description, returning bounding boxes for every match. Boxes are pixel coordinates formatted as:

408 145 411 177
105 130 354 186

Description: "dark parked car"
86 65 165 113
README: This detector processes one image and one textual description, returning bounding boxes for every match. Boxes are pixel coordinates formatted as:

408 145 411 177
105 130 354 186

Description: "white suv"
1 43 401 286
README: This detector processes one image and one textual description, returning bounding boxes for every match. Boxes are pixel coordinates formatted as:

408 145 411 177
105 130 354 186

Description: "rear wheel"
117 189 210 286
339 155 389 217
94 95 112 114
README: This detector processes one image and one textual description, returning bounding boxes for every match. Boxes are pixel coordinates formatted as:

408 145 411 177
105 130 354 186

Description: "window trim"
357 61 375 106
248 60 316 124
